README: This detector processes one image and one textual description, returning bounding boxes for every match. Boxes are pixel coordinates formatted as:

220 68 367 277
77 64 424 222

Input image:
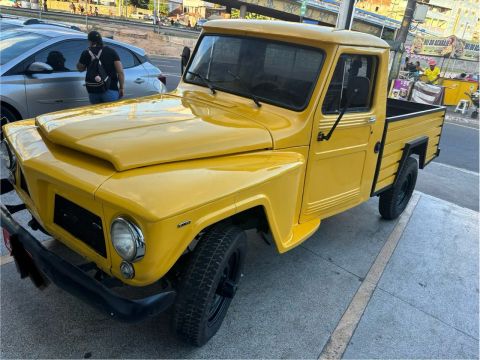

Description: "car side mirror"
26 62 53 74
180 46 191 75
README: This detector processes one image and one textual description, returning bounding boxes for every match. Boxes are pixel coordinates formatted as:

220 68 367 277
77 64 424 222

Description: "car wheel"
173 223 247 346
0 106 19 125
379 157 418 220
1 106 18 140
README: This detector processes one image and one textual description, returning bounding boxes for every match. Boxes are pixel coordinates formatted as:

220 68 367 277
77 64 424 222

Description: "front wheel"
173 223 247 346
379 157 418 220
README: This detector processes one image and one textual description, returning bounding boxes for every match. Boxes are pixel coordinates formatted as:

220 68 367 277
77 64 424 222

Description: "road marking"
319 193 421 360
431 161 479 176
445 121 480 130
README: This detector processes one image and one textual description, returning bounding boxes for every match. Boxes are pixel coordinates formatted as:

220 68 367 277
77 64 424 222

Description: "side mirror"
180 46 191 75
26 62 53 74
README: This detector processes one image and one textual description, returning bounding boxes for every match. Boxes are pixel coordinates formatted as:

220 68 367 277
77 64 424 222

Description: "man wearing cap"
424 59 440 85
77 31 125 104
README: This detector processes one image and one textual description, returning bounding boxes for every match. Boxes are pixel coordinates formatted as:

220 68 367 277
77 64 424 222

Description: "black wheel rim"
397 173 413 208
207 249 241 327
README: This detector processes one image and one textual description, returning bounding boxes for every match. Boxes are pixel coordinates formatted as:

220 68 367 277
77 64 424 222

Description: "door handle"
367 116 376 123
134 78 145 84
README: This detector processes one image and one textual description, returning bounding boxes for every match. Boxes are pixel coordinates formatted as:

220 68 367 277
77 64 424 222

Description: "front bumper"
0 203 176 322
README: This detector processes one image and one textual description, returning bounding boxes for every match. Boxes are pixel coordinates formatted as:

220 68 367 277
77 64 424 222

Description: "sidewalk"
1 191 478 358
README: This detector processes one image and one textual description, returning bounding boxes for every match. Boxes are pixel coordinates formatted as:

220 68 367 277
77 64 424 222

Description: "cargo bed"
372 99 446 195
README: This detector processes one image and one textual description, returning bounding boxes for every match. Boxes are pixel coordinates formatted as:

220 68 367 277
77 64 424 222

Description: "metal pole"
449 23 470 76
336 0 356 30
388 0 416 82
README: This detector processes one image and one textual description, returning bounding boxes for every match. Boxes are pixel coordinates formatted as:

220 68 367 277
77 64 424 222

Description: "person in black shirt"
77 31 125 104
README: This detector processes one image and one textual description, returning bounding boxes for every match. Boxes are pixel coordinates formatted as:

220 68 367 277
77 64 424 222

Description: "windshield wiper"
227 70 261 107
187 71 216 94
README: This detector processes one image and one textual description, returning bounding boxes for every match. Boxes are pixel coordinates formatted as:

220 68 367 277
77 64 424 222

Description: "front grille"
53 195 106 257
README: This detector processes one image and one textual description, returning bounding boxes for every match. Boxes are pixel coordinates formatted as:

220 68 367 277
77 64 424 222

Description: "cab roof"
203 20 389 49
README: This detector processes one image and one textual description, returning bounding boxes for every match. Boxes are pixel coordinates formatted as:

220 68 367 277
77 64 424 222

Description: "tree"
148 0 168 14
129 0 148 9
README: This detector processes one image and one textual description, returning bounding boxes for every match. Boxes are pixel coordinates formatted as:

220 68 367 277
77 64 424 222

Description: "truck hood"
35 95 273 171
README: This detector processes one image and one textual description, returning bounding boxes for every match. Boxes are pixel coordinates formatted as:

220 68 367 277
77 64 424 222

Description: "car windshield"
185 35 324 110
0 30 49 65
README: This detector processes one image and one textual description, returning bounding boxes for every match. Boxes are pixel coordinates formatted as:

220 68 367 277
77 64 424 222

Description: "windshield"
0 31 49 65
185 35 324 110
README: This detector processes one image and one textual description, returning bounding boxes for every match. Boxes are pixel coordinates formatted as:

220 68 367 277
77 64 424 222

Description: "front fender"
97 150 306 286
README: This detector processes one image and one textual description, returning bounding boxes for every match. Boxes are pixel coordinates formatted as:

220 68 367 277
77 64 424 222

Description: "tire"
173 223 247 346
379 156 418 220
471 111 478 119
1 106 18 123
1 106 18 140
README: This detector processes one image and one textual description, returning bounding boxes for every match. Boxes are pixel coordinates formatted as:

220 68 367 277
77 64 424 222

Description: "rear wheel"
173 223 247 346
379 157 418 220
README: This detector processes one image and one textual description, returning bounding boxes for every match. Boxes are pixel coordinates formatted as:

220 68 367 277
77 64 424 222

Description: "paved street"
0 55 478 358
151 55 182 92
1 193 478 358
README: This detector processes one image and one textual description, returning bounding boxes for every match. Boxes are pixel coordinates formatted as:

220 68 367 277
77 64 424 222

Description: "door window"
322 54 377 114
109 45 139 69
34 40 88 72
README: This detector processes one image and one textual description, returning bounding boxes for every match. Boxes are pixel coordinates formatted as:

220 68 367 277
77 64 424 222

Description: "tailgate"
373 105 445 193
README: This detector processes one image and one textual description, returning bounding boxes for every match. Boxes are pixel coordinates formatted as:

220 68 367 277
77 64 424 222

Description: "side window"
322 54 376 114
109 45 138 69
34 40 88 72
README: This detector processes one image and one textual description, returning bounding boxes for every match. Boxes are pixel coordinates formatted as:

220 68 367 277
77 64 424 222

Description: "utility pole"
388 0 416 82
336 0 356 30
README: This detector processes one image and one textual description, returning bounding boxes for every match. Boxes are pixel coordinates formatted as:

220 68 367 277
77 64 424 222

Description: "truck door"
301 47 387 222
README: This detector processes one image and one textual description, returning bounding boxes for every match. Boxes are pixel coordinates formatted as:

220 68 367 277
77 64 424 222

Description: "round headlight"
110 218 145 262
1 141 16 171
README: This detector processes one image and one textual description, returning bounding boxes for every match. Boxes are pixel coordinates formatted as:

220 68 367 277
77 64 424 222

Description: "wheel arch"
394 136 428 188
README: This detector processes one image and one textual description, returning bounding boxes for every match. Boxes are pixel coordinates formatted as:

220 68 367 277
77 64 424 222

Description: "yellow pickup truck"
1 20 445 346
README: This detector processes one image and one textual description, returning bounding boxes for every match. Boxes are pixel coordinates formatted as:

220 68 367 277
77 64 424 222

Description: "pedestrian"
424 59 440 85
76 31 125 104
415 61 423 73
403 56 411 71
94 6 98 16
43 0 48 12
79 5 84 14
70 1 76 13
89 6 92 14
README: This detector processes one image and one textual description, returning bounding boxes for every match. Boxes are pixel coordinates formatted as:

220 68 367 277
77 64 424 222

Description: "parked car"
0 27 167 122
1 20 445 347
195 18 207 28
129 12 150 21
0 15 82 31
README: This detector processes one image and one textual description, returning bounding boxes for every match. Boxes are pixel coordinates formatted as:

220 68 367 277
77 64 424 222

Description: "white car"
0 27 167 122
